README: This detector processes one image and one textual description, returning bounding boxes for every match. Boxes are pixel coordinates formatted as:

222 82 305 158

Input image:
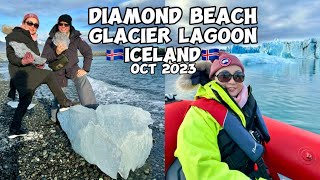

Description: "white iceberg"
52 32 70 48
57 104 153 179
228 38 320 59
7 100 35 110
9 41 47 65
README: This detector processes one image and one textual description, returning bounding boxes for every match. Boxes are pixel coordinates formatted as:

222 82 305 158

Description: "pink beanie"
22 13 39 24
209 52 244 79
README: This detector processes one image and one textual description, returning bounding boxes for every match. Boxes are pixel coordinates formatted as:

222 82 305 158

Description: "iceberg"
57 104 153 179
9 41 47 65
227 44 259 54
227 38 320 59
52 32 70 48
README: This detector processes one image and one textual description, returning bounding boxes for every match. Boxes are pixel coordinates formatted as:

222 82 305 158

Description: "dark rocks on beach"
0 80 163 179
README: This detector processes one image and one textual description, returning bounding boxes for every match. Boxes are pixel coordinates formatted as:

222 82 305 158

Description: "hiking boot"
8 128 29 139
60 99 79 108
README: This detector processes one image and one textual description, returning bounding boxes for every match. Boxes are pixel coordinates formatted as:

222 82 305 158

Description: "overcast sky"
1 0 319 47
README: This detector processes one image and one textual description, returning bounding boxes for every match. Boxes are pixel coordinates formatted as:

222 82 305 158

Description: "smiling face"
214 65 244 97
58 21 70 33
22 17 39 35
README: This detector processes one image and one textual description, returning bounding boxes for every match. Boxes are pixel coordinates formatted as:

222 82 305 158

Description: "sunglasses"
215 70 245 83
25 21 39 28
58 23 70 27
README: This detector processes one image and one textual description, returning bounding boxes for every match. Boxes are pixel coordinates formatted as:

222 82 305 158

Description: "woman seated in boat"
172 52 271 180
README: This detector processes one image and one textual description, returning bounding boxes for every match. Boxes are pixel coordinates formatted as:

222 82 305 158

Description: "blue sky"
1 0 319 46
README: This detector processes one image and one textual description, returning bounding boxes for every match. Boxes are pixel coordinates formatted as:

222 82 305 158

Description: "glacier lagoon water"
165 53 320 134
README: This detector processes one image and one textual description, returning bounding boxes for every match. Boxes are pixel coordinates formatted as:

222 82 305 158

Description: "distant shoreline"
92 51 106 56
0 52 6 61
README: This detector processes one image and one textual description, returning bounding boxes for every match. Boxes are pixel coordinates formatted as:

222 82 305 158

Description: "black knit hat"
58 14 72 25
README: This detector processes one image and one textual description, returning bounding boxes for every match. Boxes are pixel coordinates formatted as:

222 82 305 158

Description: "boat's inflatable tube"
165 100 320 180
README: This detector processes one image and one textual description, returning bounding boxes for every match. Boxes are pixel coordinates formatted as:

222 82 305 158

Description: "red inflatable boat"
165 100 320 180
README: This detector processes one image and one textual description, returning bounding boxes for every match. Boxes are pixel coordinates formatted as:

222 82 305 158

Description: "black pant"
10 71 68 131
8 79 16 100
10 92 33 131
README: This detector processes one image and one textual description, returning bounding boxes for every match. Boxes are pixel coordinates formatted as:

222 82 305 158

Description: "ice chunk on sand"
7 101 35 110
57 104 153 179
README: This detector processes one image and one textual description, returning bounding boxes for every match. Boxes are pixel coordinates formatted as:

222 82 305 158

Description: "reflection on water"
165 56 320 134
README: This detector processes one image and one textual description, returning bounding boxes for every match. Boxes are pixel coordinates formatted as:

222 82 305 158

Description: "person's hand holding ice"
21 52 34 65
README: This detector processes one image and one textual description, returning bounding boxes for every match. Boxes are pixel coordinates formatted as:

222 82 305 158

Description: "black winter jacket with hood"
6 27 50 97
42 24 93 87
